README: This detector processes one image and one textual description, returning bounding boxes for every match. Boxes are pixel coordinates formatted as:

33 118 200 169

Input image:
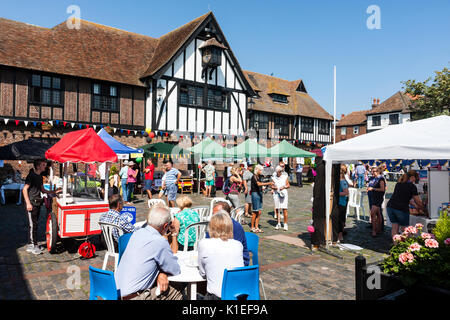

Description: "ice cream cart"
44 128 118 254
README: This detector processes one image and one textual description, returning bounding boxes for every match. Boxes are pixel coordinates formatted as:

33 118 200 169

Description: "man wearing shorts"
162 159 181 207
272 166 290 231
202 160 215 197
143 158 155 199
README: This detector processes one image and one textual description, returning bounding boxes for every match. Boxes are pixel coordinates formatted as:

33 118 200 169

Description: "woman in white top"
198 211 244 300
272 166 290 231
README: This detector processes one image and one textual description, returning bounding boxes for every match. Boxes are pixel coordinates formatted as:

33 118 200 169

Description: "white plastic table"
168 251 206 300
1 183 24 205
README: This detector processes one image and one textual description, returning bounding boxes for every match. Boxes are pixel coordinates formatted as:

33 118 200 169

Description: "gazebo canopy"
226 138 270 158
98 128 143 159
45 128 118 163
0 138 52 160
189 137 228 159
140 142 192 159
269 140 316 158
188 137 215 154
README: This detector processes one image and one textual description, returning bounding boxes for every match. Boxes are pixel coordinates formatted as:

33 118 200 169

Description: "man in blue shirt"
115 206 183 300
162 159 181 207
355 162 366 189
99 194 135 245
207 201 250 266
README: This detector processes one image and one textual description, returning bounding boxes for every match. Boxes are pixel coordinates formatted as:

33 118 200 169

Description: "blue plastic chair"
88 266 120 300
245 232 259 265
118 233 132 264
221 265 260 300
245 232 266 299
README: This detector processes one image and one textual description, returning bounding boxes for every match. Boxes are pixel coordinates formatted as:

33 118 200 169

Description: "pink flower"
414 223 424 230
421 233 433 240
408 243 422 252
404 226 418 235
393 234 404 242
424 238 439 248
444 238 450 246
399 252 415 264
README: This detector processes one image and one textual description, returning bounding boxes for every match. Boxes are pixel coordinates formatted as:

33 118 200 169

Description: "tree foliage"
402 67 450 120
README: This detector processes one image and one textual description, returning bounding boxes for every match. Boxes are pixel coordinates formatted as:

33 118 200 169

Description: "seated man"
115 206 184 300
99 194 135 248
207 201 250 266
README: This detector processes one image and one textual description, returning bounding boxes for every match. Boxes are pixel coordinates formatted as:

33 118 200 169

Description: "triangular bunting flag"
71 123 75 128
86 124 89 128
15 120 19 126
33 121 37 127
113 128 117 133
24 121 29 127
55 120 59 125
63 121 67 127
93 125 96 130
134 131 137 135
79 124 82 129
48 121 53 126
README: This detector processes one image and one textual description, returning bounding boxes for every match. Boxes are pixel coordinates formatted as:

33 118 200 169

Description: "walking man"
162 159 181 207
22 159 61 254
202 160 215 198
295 160 303 187
143 158 155 199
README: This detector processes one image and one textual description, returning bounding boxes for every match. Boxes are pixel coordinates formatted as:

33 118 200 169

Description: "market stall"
44 128 118 254
97 128 144 160
322 115 450 246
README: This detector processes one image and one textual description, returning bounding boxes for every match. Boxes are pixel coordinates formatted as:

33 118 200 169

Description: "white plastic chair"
382 196 390 227
148 198 165 209
192 206 210 222
183 221 209 252
230 205 245 223
346 188 364 220
209 197 232 221
99 221 123 271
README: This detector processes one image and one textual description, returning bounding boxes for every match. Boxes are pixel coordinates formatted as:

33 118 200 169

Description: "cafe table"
169 250 206 300
0 183 24 205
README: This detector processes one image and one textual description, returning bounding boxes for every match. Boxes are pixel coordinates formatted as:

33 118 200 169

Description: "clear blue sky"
2 0 449 118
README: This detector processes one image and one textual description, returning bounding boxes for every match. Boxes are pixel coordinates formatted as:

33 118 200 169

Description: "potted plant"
379 209 450 297
356 209 450 300
41 122 53 131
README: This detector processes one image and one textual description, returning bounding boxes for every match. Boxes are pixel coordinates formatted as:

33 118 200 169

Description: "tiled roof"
366 91 413 115
0 13 212 87
336 110 370 127
243 70 333 120
0 18 160 86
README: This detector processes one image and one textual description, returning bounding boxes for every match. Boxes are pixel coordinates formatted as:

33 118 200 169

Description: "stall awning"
139 142 192 159
268 140 316 158
226 139 270 158
45 128 118 163
323 115 450 162
97 128 143 159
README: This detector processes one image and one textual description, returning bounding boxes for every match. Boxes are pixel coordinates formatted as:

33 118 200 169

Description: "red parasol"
45 128 118 163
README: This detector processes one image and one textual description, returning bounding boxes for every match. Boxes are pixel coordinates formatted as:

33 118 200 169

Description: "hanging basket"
41 122 53 131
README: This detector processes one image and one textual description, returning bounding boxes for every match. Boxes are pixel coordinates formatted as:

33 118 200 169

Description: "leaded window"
30 74 63 106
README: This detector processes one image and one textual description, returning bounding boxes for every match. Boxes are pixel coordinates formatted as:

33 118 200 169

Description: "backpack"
222 177 231 195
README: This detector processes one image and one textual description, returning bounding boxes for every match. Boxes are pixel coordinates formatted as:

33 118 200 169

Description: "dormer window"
270 93 288 104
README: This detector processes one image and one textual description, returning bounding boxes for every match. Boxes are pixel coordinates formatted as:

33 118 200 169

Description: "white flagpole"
333 65 336 144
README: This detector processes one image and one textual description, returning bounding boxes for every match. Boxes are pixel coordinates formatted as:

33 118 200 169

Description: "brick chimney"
372 98 379 109
341 114 345 119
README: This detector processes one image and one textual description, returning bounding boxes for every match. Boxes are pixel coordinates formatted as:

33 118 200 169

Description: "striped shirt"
165 168 179 186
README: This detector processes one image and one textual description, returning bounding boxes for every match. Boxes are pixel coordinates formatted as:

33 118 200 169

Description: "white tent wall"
322 116 450 247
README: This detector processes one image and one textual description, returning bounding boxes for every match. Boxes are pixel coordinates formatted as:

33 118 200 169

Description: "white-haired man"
202 160 215 198
272 165 290 231
115 206 184 300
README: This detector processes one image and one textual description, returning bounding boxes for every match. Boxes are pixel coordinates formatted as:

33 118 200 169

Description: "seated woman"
170 195 200 253
198 211 244 300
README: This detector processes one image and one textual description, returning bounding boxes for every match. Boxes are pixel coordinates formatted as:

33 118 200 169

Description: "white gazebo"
322 115 450 246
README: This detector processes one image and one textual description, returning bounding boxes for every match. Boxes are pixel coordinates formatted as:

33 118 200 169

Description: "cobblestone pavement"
0 181 396 300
